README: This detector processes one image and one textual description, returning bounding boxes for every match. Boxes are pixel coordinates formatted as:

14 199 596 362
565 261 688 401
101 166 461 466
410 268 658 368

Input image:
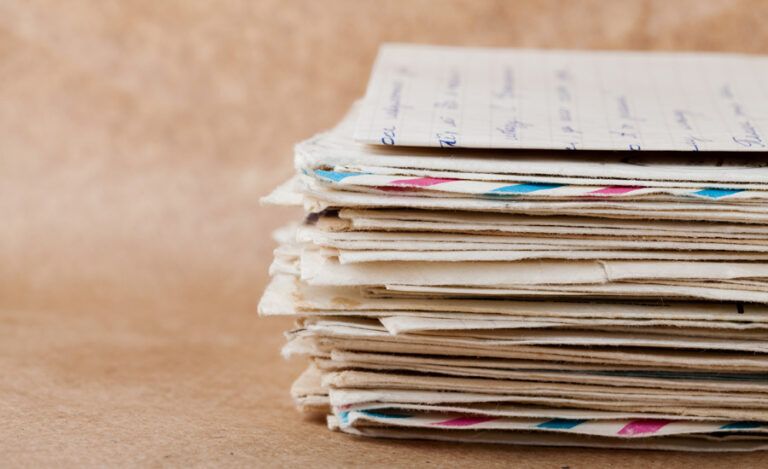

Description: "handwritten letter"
355 44 768 151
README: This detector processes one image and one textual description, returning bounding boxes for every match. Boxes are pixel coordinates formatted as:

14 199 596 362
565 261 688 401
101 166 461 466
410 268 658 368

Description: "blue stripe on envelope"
694 188 743 199
314 169 363 182
719 421 768 430
359 409 411 419
489 183 563 194
536 418 587 430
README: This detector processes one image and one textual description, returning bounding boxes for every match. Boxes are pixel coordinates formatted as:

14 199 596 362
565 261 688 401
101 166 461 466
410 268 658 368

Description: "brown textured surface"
2 0 768 466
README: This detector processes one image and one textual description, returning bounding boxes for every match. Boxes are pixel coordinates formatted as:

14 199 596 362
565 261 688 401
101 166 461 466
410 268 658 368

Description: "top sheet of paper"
354 44 768 152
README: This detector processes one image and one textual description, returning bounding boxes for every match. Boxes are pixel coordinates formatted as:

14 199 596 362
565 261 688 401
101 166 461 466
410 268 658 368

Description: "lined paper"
354 44 768 151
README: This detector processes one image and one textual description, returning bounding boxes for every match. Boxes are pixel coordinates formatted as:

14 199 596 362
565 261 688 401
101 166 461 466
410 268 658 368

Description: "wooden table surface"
3 1 768 466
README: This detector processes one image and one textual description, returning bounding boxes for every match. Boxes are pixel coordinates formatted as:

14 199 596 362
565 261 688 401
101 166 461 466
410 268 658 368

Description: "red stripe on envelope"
588 185 644 195
390 177 458 187
618 419 672 436
433 416 498 427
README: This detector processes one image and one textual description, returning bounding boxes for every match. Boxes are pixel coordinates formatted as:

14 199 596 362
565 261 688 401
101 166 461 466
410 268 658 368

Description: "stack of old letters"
260 44 768 451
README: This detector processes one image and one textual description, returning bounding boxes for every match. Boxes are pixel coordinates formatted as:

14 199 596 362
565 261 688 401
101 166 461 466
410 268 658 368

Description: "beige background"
2 0 768 466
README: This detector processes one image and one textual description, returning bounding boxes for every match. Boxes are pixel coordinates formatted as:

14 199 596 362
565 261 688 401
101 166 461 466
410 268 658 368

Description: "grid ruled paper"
354 44 768 151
